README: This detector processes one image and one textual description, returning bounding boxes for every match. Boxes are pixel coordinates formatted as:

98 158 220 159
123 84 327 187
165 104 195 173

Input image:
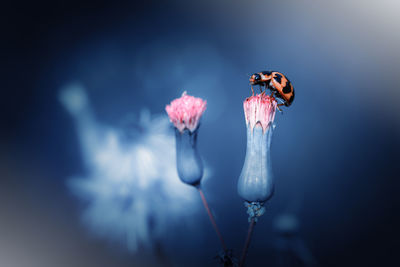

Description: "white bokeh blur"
59 84 204 252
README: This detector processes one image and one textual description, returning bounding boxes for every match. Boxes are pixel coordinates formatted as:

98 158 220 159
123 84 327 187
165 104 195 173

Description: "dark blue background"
2 0 399 266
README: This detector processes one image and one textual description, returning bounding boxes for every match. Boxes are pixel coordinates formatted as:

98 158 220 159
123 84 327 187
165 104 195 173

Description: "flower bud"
166 92 207 186
237 94 277 203
165 91 207 133
175 128 203 186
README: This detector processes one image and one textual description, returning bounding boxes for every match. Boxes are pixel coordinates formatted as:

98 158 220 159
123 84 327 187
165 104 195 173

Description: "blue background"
2 0 399 266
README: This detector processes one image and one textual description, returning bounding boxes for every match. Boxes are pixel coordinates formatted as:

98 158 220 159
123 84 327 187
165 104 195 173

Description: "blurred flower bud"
166 92 207 186
175 128 203 186
165 91 207 133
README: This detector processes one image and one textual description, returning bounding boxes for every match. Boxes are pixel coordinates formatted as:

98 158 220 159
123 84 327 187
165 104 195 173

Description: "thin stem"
197 187 227 252
153 240 173 267
239 217 256 267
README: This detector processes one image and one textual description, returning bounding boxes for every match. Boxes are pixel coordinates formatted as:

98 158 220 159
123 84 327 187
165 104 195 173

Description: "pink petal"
165 92 207 132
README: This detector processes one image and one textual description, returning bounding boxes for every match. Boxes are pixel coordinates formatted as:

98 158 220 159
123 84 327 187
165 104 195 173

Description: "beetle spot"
288 94 294 103
261 71 272 75
273 73 282 83
282 83 292 94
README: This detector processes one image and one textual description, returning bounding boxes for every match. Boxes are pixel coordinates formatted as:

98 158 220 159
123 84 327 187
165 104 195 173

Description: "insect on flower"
249 71 295 110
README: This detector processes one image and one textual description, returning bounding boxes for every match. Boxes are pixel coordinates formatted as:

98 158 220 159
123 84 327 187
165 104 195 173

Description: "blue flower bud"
238 124 274 202
237 94 277 203
175 128 203 186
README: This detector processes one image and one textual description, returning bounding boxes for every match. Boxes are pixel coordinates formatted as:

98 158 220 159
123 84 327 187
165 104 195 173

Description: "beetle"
249 71 295 108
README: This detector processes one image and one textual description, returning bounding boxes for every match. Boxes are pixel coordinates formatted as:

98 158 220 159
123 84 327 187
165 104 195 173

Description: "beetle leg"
265 82 272 95
269 90 274 97
277 103 285 113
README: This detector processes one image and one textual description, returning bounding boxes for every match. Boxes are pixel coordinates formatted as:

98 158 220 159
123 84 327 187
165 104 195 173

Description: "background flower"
165 91 207 133
59 84 205 253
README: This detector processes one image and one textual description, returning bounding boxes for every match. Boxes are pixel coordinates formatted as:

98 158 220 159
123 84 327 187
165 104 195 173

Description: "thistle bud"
237 94 277 203
166 92 207 186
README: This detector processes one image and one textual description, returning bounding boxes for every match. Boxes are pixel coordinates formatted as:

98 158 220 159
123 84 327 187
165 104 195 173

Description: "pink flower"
243 94 277 132
165 92 207 133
